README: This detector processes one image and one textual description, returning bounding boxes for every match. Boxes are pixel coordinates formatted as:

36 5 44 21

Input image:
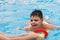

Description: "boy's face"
30 16 43 28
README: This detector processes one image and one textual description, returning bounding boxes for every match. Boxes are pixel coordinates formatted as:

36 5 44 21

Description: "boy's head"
30 10 43 28
30 10 43 20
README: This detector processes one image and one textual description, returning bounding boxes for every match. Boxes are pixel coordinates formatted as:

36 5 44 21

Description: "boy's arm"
10 32 42 40
0 31 9 40
43 22 60 30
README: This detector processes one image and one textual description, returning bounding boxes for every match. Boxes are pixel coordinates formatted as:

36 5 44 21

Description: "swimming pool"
0 0 60 40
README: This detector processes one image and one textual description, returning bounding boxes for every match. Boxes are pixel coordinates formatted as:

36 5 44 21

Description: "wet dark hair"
30 10 43 19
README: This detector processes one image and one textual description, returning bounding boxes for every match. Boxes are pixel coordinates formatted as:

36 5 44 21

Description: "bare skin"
0 32 9 40
10 32 42 40
0 32 42 40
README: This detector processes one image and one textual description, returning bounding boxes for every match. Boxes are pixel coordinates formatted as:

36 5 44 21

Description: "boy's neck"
31 24 43 31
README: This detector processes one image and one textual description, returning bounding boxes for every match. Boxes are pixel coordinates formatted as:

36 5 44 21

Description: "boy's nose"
32 21 35 23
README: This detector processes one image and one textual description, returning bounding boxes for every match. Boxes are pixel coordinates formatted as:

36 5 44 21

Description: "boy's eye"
30 20 33 22
30 19 38 22
34 20 38 21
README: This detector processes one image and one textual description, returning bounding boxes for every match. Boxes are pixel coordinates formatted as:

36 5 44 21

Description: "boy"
20 10 60 39
0 10 60 40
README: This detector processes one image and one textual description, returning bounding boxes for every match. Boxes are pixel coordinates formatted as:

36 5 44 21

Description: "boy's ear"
41 19 43 21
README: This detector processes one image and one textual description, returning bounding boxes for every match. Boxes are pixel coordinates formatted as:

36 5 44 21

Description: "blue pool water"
44 29 60 40
0 0 60 40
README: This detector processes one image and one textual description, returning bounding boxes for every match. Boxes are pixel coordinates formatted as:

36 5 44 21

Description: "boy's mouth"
31 24 37 26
